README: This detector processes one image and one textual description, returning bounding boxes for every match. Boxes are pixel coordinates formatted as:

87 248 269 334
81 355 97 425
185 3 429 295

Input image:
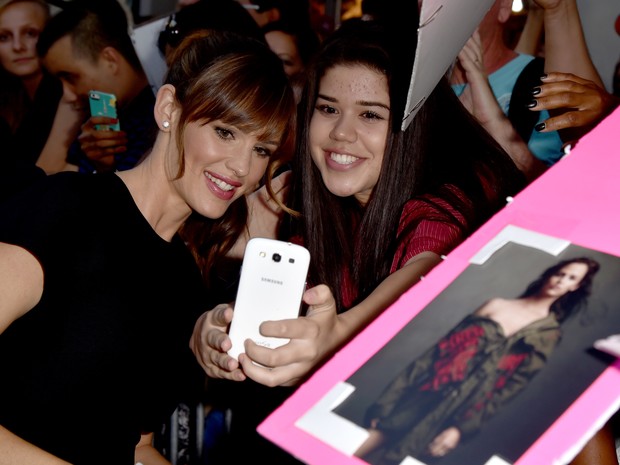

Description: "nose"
329 115 357 143
12 35 26 52
225 149 252 178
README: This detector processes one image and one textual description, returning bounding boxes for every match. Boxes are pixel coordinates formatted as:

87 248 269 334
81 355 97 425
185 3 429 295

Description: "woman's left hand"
533 72 619 132
238 284 345 387
190 304 246 382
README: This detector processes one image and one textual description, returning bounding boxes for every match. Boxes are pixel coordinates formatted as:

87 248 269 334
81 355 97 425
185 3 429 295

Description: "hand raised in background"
77 116 128 172
532 72 620 136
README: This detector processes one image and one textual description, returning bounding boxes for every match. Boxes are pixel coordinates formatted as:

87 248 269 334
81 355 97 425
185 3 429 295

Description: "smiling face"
309 64 390 206
172 119 276 220
541 262 589 299
0 1 48 79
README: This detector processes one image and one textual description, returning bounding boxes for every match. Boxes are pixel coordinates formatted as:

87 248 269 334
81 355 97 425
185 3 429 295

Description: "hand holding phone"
228 238 310 361
88 90 120 131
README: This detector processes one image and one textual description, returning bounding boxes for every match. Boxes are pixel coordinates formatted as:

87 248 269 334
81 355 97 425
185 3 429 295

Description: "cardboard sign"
258 107 620 465
401 0 495 130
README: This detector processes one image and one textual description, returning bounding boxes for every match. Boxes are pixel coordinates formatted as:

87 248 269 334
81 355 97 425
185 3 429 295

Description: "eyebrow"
317 93 390 111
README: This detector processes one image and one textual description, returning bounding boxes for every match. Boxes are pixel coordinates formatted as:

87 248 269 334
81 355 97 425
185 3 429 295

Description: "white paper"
402 0 495 130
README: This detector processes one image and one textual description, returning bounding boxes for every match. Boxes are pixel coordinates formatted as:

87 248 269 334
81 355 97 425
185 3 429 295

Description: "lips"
13 57 35 64
206 172 235 191
324 150 362 171
330 152 357 165
205 171 240 201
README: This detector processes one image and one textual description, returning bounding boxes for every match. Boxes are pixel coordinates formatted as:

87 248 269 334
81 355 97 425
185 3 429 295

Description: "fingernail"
531 87 541 96
540 74 548 80
535 122 546 132
527 99 538 108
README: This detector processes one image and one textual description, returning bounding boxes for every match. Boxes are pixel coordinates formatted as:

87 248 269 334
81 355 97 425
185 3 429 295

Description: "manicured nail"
540 74 548 80
535 122 546 132
527 99 538 108
531 87 541 96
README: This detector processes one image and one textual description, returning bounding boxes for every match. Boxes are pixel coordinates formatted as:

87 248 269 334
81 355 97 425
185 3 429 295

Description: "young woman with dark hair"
357 257 600 464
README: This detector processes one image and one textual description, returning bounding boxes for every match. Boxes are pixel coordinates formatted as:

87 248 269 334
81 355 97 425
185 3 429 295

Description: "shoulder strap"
507 56 545 144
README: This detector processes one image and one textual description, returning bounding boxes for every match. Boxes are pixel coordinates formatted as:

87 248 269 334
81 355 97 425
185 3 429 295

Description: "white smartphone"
227 237 310 361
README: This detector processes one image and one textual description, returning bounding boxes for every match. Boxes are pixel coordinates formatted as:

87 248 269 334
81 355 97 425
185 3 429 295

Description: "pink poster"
258 108 620 465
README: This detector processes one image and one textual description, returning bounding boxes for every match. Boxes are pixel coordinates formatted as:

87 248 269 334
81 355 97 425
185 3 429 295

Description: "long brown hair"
282 19 525 311
169 30 296 285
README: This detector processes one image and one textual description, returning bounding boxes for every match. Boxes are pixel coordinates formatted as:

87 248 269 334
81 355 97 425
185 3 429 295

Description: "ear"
154 84 178 131
99 46 122 76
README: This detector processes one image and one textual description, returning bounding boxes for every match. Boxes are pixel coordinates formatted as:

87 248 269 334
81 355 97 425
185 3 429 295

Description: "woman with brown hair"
0 30 295 465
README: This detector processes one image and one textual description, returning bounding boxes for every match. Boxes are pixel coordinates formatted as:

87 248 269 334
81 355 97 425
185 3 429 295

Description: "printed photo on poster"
295 229 620 465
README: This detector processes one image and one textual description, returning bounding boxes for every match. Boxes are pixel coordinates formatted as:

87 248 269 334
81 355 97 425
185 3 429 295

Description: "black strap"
508 56 545 144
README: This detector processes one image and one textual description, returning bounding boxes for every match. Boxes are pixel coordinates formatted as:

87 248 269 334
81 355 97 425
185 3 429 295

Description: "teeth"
330 152 357 165
206 173 234 191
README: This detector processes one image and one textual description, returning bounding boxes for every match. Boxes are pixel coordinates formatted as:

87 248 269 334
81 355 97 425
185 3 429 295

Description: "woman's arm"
134 433 172 465
0 244 57 463
0 426 71 465
536 0 604 87
568 421 619 465
514 1 544 56
457 31 547 181
238 251 442 387
0 242 43 333
190 251 441 386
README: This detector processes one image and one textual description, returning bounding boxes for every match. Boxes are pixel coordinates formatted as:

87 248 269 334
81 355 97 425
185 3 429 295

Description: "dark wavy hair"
281 18 525 312
168 30 296 286
521 257 600 322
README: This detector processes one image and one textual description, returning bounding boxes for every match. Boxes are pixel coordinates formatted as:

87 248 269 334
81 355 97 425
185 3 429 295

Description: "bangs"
180 54 294 146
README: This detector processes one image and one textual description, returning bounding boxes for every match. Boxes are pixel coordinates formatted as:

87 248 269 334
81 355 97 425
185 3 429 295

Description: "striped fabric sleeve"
391 196 466 272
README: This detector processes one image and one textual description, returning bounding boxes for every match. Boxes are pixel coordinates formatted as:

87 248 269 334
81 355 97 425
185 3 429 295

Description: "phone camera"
272 253 281 263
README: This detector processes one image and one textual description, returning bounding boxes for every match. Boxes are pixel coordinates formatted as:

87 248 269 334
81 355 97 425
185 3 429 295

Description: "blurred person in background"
157 0 264 65
262 17 320 102
0 0 81 196
36 0 156 174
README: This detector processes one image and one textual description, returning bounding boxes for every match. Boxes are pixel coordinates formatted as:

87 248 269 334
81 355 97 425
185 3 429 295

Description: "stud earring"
162 121 170 129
